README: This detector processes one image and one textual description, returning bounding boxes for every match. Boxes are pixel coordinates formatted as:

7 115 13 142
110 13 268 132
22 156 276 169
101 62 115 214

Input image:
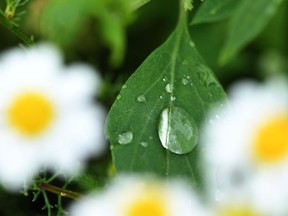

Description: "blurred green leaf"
220 0 283 64
40 0 150 67
192 0 241 25
105 9 226 187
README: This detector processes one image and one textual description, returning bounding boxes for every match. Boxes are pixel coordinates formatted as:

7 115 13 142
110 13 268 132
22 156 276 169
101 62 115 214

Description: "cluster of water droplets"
117 129 153 148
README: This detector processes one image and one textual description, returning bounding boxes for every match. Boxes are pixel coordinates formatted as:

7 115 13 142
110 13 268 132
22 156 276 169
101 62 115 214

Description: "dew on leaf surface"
158 106 198 154
165 83 173 93
118 131 133 145
137 95 147 103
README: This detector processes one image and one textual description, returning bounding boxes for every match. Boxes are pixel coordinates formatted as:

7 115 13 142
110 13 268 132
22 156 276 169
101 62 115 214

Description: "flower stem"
38 183 82 200
0 16 33 46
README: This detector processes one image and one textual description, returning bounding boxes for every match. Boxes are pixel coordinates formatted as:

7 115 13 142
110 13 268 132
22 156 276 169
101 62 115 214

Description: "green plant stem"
38 183 82 200
42 190 52 216
0 16 33 46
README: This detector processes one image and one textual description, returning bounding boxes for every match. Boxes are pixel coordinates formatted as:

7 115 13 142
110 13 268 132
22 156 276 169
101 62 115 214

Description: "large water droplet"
158 107 198 154
165 83 172 93
118 132 133 145
137 95 147 103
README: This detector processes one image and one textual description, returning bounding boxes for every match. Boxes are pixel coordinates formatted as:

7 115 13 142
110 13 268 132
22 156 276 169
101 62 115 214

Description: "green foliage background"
0 0 287 215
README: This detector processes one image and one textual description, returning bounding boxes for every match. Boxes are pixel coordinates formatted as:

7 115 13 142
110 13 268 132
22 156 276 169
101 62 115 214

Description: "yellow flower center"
7 92 54 136
253 115 288 164
126 191 167 216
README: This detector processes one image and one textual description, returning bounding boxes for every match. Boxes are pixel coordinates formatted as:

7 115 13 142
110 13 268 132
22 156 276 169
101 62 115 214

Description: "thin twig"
0 16 33 46
38 183 82 200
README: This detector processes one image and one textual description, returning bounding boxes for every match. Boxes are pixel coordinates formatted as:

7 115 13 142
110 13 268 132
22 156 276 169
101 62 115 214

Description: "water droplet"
118 132 133 145
186 75 190 79
170 96 176 101
137 95 147 103
116 95 121 100
181 60 189 65
162 77 167 82
195 65 217 88
165 84 172 93
182 78 189 85
149 136 153 140
189 41 195 47
159 95 163 99
141 141 148 147
158 107 198 154
122 84 127 89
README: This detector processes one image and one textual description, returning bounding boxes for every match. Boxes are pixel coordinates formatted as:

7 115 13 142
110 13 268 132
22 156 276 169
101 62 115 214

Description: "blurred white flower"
0 44 106 190
70 175 209 216
211 189 265 216
202 78 288 215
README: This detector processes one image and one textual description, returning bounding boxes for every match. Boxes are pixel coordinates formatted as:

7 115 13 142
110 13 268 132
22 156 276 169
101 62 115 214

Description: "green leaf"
105 9 226 187
191 0 241 25
40 0 146 67
220 0 283 64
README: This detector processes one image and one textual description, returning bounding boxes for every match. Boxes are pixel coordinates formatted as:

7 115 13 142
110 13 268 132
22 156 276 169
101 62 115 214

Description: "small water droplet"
189 41 195 47
158 107 198 154
165 83 172 93
116 95 121 100
195 65 218 88
140 141 148 147
118 132 133 145
149 136 153 140
182 78 189 85
159 95 163 99
170 96 176 101
122 84 127 89
137 95 147 103
181 60 189 65
186 75 190 79
162 77 167 82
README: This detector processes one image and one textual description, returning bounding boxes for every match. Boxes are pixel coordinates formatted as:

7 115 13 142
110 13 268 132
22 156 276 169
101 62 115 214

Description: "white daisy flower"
0 44 106 190
202 77 288 215
70 175 210 216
